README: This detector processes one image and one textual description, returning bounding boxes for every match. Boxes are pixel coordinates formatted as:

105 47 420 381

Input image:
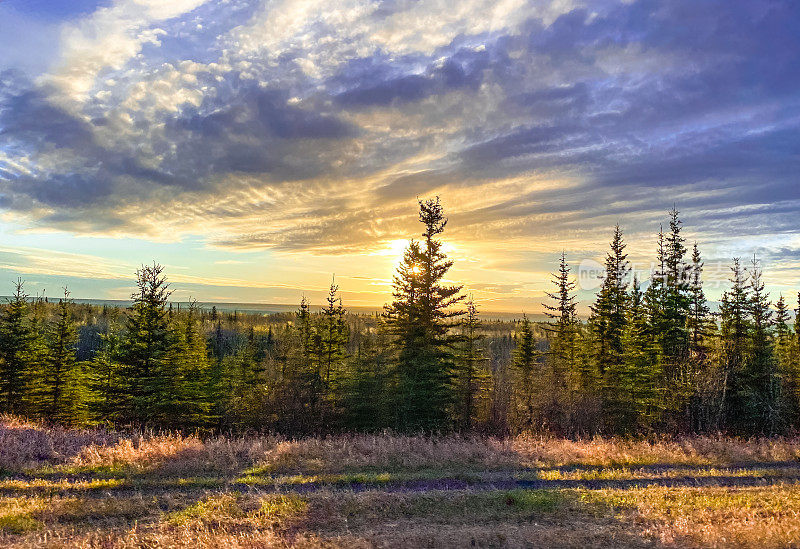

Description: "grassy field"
3 417 800 547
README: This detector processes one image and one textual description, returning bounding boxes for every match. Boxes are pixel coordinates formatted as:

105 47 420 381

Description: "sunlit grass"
0 497 45 534
4 417 800 547
0 478 126 491
165 494 246 526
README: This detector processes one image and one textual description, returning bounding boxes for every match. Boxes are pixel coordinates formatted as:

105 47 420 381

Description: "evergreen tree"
41 289 84 424
116 263 173 426
341 324 392 432
744 256 780 433
223 327 264 430
590 225 630 376
278 296 323 433
606 277 660 434
794 292 800 354
0 280 36 415
542 252 578 432
90 329 123 424
384 197 464 432
513 314 539 430
456 298 489 431
662 207 691 367
687 244 714 362
774 295 795 405
644 227 667 356
319 279 348 428
171 300 213 428
719 258 751 431
775 295 791 343
543 252 579 369
686 243 716 431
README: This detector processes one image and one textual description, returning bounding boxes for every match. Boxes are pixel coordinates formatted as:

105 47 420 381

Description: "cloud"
0 0 798 275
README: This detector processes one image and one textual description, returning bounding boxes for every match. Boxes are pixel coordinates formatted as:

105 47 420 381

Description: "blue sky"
0 0 799 311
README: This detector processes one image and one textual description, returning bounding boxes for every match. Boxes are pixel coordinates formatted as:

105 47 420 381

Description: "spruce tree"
542 252 578 432
719 258 751 431
341 324 392 432
384 197 464 432
543 252 578 369
775 295 791 342
794 292 800 354
90 330 123 424
644 227 667 354
774 295 794 404
279 296 322 433
513 314 539 430
606 277 660 434
320 279 348 428
744 256 780 433
687 244 713 362
171 300 213 428
662 207 691 367
0 280 36 415
686 243 716 431
117 263 173 426
590 225 630 376
42 289 84 425
457 298 489 431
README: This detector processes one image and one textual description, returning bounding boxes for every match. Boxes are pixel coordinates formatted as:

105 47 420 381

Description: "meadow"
1 417 800 548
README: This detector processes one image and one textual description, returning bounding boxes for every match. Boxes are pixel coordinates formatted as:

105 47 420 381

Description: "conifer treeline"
0 198 798 435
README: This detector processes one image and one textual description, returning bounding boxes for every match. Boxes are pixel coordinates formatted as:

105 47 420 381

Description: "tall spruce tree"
457 298 488 431
795 292 800 353
542 252 578 431
543 252 579 371
117 263 173 426
42 289 83 425
745 256 780 433
662 207 691 367
644 227 667 356
384 197 464 432
0 280 36 415
513 314 539 429
686 243 716 431
319 279 348 429
606 277 660 434
719 258 751 431
687 244 713 362
775 295 791 343
590 225 630 376
280 296 322 433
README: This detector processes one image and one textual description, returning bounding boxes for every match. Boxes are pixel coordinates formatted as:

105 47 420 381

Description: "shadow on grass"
4 460 800 497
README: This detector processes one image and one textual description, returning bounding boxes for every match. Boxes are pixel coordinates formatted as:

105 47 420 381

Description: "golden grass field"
3 417 800 547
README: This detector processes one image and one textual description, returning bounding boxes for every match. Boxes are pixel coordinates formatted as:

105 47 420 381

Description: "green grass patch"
238 467 484 487
165 493 245 526
0 512 42 534
258 494 307 521
499 489 563 513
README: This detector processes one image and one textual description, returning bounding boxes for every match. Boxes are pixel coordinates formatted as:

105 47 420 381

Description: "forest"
0 197 797 437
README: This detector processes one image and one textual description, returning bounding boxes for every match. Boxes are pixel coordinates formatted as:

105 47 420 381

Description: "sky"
0 0 799 312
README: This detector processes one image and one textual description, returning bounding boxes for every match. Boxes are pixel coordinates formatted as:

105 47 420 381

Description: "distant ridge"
1 297 540 322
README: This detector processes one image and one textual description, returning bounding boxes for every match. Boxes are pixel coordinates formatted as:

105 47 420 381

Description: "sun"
409 264 422 275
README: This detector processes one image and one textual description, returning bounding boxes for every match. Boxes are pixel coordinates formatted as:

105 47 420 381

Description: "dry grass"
6 415 800 476
3 416 800 547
